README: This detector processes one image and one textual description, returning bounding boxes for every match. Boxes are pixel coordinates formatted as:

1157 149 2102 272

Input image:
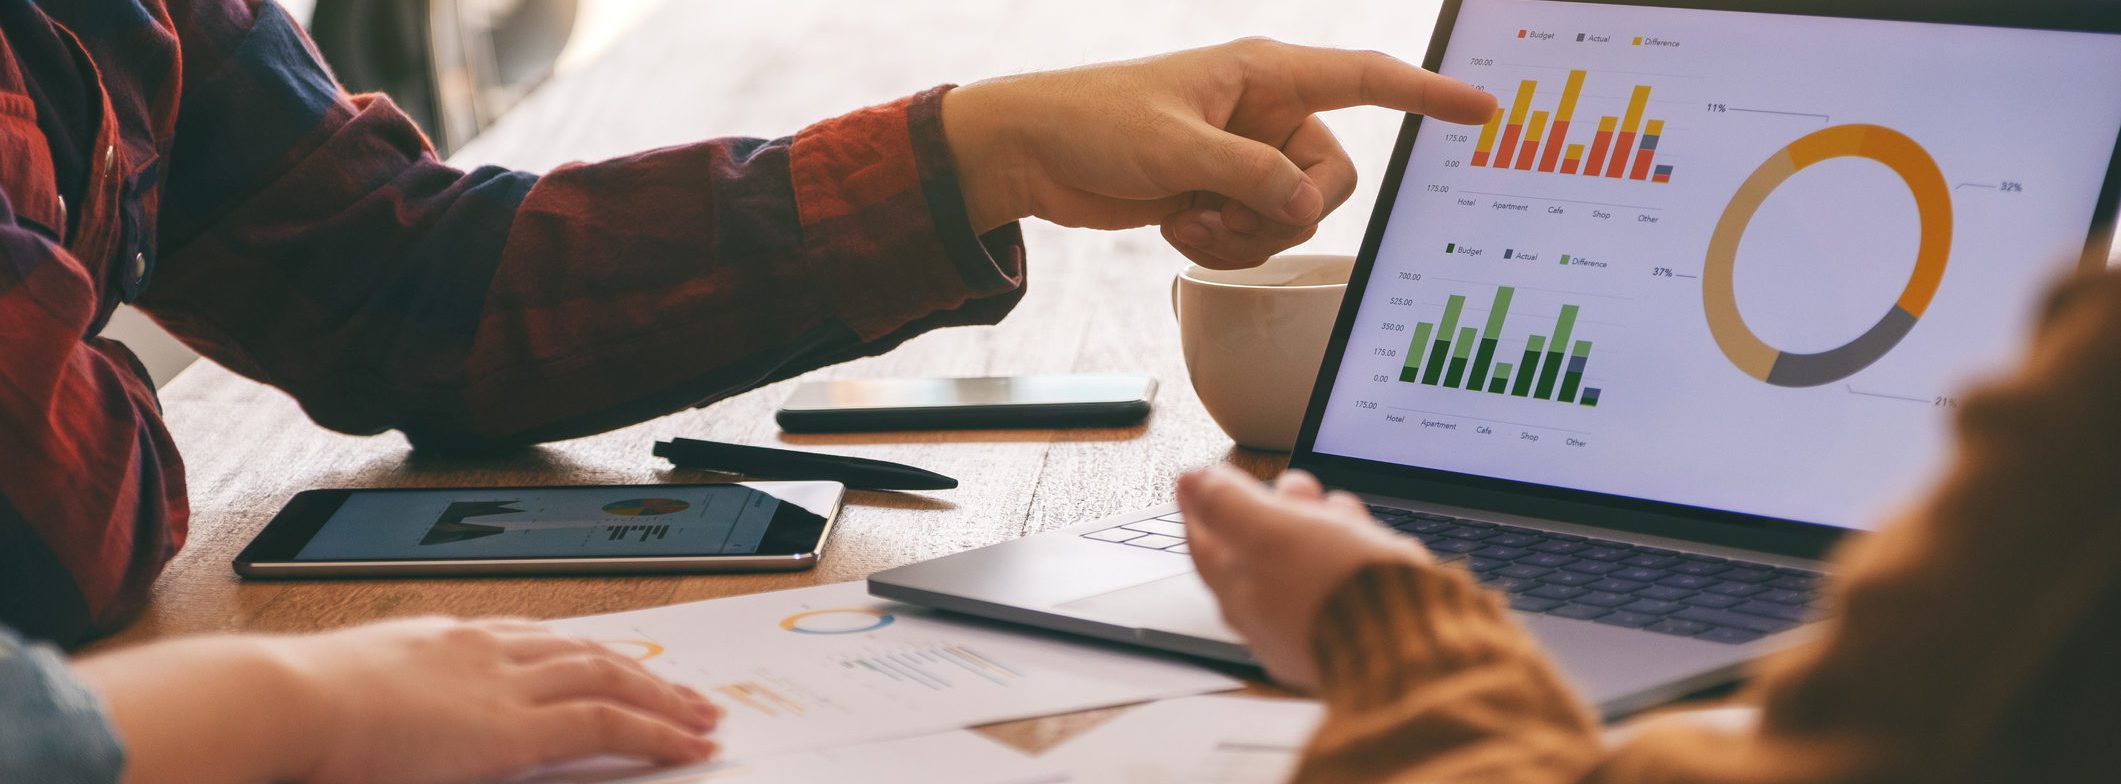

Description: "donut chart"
779 608 895 635
1702 124 1952 387
604 639 665 661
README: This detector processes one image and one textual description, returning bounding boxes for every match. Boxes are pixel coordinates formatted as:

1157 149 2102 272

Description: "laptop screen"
1310 0 2121 532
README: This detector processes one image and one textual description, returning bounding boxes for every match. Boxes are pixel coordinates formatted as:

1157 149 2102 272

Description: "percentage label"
1934 396 1960 408
1706 103 1728 113
1651 267 1676 278
2000 181 2024 192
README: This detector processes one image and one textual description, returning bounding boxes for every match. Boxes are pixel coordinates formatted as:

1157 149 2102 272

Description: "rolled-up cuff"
1311 560 1548 713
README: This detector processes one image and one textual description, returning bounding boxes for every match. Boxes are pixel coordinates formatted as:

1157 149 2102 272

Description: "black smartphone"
234 482 843 578
775 374 1156 433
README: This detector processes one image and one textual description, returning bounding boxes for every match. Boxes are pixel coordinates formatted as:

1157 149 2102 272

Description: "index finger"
1265 43 1497 124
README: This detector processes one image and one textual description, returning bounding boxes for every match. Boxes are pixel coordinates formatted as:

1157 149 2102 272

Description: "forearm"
1297 561 1603 784
147 86 1024 449
156 1 1025 449
939 78 1037 235
0 224 186 647
73 636 320 784
386 88 1021 449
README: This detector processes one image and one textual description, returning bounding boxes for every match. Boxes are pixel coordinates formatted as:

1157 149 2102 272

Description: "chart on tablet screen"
1313 0 2121 528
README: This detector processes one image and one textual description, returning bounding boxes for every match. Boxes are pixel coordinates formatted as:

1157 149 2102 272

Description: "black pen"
652 437 959 491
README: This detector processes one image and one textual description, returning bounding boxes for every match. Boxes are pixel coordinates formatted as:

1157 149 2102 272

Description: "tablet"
234 482 843 578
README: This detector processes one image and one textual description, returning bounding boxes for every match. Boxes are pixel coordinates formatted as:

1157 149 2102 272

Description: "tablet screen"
292 485 798 560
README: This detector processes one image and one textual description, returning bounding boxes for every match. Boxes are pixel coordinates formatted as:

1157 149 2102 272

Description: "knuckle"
587 704 630 742
1215 37 1284 80
1136 107 1187 140
591 656 627 688
441 622 501 648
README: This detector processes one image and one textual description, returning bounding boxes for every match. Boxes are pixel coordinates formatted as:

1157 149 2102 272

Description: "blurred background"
114 0 1445 385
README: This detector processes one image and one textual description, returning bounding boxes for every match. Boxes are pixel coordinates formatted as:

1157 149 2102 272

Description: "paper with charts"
547 581 1240 762
516 728 1048 784
1034 694 1324 783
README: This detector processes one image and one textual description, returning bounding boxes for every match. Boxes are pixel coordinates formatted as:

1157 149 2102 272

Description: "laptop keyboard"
1081 504 1825 645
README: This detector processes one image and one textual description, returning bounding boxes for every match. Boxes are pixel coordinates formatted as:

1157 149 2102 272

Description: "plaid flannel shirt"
0 0 1027 645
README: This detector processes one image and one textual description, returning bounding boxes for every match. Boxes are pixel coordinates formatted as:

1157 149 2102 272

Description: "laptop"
873 0 2121 719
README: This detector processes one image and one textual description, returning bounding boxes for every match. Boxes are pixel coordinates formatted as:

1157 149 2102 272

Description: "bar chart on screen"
1312 0 2121 527
1467 68 1677 184
1393 283 1609 407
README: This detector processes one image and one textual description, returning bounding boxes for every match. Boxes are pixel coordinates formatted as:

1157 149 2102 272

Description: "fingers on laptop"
1274 469 1325 500
1175 467 1256 586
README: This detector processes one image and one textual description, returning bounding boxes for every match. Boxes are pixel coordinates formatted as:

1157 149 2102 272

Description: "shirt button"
130 252 147 282
104 145 116 170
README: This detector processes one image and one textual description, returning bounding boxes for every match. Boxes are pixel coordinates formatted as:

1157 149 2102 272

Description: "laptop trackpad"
1056 572 1242 644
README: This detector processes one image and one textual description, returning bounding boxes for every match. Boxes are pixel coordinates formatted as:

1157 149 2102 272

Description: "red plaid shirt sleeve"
0 0 1025 643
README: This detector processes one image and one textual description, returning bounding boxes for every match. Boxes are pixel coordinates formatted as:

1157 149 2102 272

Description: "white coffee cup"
1172 254 1354 452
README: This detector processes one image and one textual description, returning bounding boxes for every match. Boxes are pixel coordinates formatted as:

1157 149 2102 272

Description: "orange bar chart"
1471 109 1503 167
1629 120 1664 180
1584 116 1617 175
1491 81 1536 173
1465 70 1674 185
1537 70 1586 172
1515 110 1549 169
1603 86 1652 178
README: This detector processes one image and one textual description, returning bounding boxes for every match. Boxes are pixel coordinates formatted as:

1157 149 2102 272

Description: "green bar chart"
1398 285 1605 406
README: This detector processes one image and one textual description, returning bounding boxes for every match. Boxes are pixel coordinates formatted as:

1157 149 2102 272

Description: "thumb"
1178 465 1280 546
1163 126 1323 225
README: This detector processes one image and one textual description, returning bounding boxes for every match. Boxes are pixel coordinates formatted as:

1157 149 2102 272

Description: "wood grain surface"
101 0 1453 756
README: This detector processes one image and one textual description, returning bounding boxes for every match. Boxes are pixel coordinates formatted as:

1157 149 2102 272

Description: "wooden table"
104 0 1444 754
